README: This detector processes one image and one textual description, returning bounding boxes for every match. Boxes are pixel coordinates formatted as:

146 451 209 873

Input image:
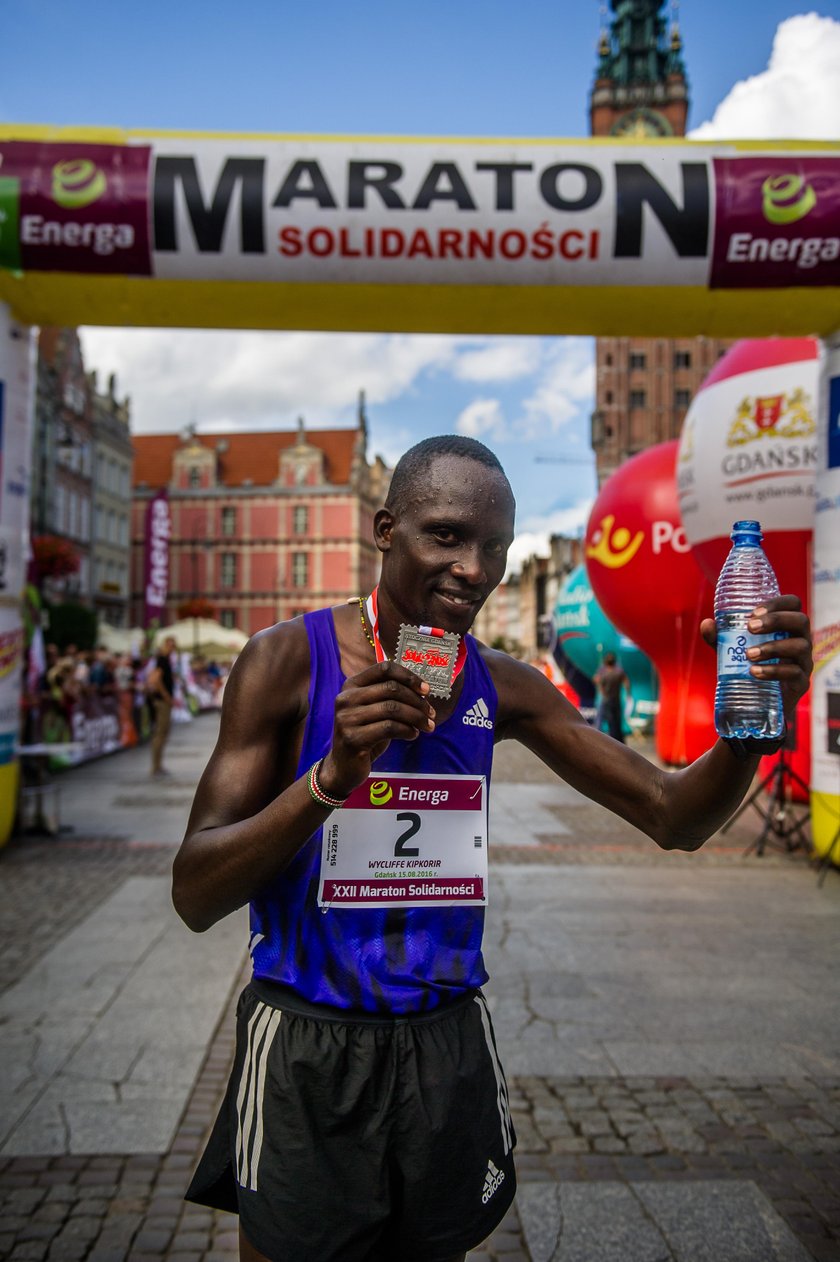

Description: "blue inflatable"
552 565 657 732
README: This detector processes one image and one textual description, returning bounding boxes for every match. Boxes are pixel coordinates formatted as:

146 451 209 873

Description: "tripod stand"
721 747 811 857
816 822 840 887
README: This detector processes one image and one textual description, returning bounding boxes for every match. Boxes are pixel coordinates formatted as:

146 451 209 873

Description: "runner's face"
377 456 515 634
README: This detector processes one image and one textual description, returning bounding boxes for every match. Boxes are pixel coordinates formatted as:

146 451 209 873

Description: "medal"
364 588 468 698
394 623 463 698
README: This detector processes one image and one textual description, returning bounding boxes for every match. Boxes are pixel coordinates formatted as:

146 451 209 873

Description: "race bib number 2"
317 772 488 909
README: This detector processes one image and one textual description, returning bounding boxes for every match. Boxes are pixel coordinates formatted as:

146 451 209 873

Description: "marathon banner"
0 128 838 335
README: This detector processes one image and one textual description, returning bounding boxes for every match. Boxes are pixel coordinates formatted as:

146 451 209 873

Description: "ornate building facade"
130 400 390 636
33 330 134 627
589 1 733 486
91 373 133 627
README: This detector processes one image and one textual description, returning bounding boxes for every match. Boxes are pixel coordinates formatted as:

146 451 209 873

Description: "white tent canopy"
154 619 249 655
96 619 248 657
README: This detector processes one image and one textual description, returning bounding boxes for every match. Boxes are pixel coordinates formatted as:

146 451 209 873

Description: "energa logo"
52 159 107 209
369 779 393 806
761 174 816 226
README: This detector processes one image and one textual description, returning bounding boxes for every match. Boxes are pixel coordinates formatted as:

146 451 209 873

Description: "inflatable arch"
1 126 838 856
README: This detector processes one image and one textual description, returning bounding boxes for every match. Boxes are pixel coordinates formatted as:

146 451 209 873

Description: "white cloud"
452 339 542 384
690 14 840 140
514 338 595 440
79 327 467 434
505 500 594 577
454 397 508 440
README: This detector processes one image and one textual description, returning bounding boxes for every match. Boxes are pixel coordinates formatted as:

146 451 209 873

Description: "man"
594 651 632 742
173 436 812 1262
147 635 177 778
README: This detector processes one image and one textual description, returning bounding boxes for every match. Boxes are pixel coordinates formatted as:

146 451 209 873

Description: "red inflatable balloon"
585 441 716 766
678 338 818 796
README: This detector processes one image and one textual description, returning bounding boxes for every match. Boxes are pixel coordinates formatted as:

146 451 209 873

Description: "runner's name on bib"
317 772 487 909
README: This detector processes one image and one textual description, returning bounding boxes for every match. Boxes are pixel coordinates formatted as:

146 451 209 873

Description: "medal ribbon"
365 587 468 680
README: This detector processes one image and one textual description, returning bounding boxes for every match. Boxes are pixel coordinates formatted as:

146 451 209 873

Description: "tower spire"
589 0 689 139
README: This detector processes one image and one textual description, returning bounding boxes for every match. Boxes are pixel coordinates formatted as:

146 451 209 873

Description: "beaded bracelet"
307 759 347 810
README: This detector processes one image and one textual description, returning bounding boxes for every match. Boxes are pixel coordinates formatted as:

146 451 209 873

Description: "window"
55 485 65 532
629 390 646 409
293 505 308 535
119 515 129 547
674 351 692 369
605 391 613 405
629 352 646 370
292 552 308 588
675 389 692 409
221 553 237 587
108 509 116 543
221 506 237 537
189 467 201 488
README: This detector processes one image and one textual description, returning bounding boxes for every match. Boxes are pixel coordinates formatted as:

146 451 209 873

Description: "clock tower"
590 0 688 139
588 1 732 486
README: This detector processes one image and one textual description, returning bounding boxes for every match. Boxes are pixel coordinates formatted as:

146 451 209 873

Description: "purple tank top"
249 607 497 1014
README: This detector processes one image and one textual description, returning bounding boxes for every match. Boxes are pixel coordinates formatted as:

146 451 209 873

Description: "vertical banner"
0 303 35 847
811 334 840 862
143 489 170 629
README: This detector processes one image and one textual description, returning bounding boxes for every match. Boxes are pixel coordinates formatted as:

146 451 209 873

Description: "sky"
4 2 840 572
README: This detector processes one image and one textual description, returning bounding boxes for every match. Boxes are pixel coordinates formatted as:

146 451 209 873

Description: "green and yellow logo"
761 174 816 226
369 779 393 806
51 159 107 209
0 176 22 271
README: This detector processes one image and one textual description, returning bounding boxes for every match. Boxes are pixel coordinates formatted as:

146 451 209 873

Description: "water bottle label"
717 628 783 678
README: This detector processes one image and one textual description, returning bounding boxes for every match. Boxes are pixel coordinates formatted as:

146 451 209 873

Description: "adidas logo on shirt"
482 1158 505 1204
463 697 494 729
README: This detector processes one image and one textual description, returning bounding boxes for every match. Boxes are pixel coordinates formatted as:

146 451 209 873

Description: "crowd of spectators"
23 641 229 751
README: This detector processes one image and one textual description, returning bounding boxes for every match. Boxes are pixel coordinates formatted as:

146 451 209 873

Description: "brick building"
589 1 732 485
130 402 390 636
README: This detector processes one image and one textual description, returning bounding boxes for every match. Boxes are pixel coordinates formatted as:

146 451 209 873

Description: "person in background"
131 658 149 743
146 636 177 778
594 651 632 743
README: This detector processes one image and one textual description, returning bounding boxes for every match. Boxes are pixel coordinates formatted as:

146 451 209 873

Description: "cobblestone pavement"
0 738 837 1260
0 836 173 996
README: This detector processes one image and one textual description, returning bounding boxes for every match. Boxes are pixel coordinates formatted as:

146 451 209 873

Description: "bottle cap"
731 520 762 542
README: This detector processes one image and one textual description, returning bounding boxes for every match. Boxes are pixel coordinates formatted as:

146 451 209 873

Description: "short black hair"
385 435 509 509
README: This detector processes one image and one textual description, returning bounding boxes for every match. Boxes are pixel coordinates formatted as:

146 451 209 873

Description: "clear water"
714 611 784 740
714 528 783 742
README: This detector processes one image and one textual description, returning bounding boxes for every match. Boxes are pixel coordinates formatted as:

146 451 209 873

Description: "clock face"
610 108 673 138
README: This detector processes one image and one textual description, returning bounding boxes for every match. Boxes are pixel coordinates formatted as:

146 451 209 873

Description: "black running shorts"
186 980 516 1261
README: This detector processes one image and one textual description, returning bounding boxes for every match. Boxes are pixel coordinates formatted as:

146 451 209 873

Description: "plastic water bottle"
714 520 784 742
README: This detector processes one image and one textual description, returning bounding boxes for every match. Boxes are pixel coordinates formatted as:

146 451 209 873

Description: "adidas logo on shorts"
482 1158 505 1204
463 697 493 729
